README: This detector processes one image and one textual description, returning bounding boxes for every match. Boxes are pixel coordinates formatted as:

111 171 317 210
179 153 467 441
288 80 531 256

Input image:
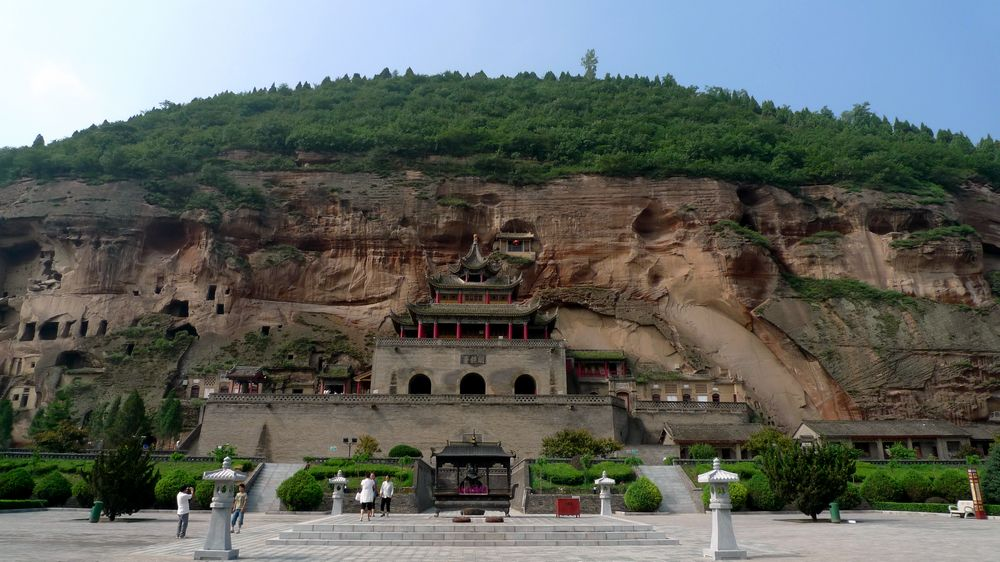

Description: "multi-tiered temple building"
372 236 565 395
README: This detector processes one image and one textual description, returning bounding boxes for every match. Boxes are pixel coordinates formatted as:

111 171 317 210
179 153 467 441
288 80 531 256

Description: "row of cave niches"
160 285 231 318
19 318 108 342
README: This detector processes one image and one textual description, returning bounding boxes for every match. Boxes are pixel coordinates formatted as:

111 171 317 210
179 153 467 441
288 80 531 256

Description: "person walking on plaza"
176 485 193 538
359 472 376 521
379 475 394 517
231 483 248 533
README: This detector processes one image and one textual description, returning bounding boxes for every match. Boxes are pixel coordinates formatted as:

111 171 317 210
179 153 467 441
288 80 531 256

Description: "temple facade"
371 236 566 395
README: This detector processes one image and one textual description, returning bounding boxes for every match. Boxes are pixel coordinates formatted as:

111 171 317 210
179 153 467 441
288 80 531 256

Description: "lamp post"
329 470 348 515
343 437 357 458
594 470 616 517
193 457 247 560
697 458 746 560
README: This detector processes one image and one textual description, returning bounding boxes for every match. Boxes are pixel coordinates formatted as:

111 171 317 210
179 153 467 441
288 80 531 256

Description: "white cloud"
28 63 95 100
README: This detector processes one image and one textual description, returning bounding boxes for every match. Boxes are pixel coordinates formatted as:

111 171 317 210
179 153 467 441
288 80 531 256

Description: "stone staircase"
267 514 679 547
247 462 304 513
637 465 702 514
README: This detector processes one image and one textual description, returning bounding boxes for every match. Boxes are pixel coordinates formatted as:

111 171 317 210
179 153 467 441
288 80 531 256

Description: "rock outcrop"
1 172 998 438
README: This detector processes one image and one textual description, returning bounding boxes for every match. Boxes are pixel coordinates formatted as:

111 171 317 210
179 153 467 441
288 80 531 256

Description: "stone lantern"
594 470 616 516
697 458 746 560
194 457 247 561
329 470 348 515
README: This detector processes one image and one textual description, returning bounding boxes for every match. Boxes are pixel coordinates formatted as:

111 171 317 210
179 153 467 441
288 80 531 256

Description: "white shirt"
380 480 394 498
360 478 376 503
176 491 192 515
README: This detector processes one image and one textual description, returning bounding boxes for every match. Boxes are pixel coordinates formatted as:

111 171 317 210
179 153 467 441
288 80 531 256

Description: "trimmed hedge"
702 481 748 511
624 477 662 512
746 473 784 511
900 471 933 503
538 463 584 485
33 472 72 507
277 470 324 511
154 470 197 507
586 462 636 483
932 470 971 503
195 480 214 509
0 499 47 510
0 468 35 500
836 483 863 510
387 444 422 458
860 472 903 503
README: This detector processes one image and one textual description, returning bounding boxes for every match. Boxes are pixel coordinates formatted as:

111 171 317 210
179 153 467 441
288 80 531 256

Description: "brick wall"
193 396 628 462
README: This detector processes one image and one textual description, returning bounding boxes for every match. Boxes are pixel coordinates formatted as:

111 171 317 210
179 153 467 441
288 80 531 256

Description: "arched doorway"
460 373 486 395
513 374 536 395
408 374 432 394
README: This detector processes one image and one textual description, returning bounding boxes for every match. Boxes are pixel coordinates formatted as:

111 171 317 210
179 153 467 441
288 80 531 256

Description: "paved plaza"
0 509 995 561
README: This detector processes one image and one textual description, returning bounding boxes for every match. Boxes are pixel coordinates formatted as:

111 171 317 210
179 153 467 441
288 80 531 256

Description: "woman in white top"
379 475 394 517
359 472 376 521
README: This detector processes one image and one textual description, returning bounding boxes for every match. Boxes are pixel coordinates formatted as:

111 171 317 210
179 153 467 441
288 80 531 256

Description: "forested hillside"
2 70 998 207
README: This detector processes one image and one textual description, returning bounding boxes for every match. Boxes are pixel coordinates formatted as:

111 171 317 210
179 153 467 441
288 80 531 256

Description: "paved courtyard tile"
0 509 995 561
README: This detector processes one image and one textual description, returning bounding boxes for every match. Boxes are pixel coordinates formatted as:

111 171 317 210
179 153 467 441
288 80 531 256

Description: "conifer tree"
90 437 157 521
580 49 598 79
156 391 183 445
760 442 856 520
0 399 13 448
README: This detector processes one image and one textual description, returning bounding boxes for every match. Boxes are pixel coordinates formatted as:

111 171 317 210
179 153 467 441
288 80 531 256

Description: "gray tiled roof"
406 302 542 317
799 419 967 438
665 423 764 443
961 423 1000 441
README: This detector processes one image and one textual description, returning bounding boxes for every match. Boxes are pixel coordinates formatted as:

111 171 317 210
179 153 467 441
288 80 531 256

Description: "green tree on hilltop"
581 49 599 79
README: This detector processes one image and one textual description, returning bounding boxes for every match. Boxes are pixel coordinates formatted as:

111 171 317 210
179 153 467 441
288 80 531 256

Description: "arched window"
712 393 721 402
513 374 536 395
460 373 486 395
189 384 200 399
408 374 432 395
682 393 691 402
652 393 661 402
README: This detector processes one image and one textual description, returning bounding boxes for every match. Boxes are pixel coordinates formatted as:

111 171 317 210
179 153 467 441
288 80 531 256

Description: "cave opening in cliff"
166 323 198 340
163 300 189 317
216 303 224 315
20 322 35 341
96 320 107 336
124 343 135 356
39 322 59 340
1 240 42 297
79 319 88 336
60 320 76 338
260 326 270 336
55 351 88 370
206 285 216 300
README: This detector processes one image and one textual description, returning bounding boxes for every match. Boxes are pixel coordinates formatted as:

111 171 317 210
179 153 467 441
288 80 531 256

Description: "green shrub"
398 456 413 467
702 482 748 510
860 472 903 503
887 442 916 460
586 462 636 483
899 471 933 503
0 499 47 510
277 470 324 511
747 473 784 511
981 450 1000 504
195 480 214 509
72 479 94 508
169 452 186 462
538 463 584 485
836 482 863 510
33 472 72 506
871 501 950 513
154 470 197 507
211 443 238 463
0 469 35 500
387 444 422 458
541 429 622 457
688 443 717 460
624 477 662 512
932 470 971 503
622 456 642 466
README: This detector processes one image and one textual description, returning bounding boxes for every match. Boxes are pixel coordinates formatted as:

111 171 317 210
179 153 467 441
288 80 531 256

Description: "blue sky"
2 0 998 148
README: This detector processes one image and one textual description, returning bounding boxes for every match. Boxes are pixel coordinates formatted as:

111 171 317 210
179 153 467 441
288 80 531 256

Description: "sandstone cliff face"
1 172 997 437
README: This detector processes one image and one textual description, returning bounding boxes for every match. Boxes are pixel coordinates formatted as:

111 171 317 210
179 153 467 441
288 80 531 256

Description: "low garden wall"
524 493 626 514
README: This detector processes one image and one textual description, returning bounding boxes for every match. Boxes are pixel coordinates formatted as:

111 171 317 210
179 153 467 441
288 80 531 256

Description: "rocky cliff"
1 170 998 438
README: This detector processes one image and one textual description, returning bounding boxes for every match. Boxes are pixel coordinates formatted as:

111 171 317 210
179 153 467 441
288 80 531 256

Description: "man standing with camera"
176 485 193 538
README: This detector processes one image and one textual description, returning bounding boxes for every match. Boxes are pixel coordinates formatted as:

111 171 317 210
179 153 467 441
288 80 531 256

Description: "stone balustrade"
632 400 750 413
207 392 626 407
375 336 566 349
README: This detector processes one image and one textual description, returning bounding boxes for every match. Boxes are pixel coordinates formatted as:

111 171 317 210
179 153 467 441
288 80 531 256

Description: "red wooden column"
417 322 424 338
485 323 490 339
435 291 440 303
399 326 404 337
485 293 491 304
544 326 549 339
507 323 513 339
458 292 464 304
522 323 528 340
507 293 512 304
433 322 439 338
456 323 462 339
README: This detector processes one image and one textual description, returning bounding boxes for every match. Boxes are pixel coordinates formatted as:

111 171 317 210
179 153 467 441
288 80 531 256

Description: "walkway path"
637 465 701 513
247 463 304 513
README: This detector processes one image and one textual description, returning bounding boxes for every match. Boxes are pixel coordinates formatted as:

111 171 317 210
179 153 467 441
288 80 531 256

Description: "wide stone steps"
637 465 702 514
267 518 679 547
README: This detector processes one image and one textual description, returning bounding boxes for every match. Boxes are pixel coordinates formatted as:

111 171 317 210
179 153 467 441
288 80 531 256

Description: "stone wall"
524 493 626 514
193 394 628 462
630 402 750 444
371 337 567 395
